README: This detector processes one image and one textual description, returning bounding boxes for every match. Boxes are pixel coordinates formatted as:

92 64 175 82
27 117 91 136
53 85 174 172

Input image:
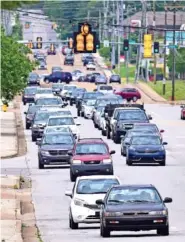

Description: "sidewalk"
0 111 18 159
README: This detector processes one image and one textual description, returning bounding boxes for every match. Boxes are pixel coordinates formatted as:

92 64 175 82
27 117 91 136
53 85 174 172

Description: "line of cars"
22 71 172 237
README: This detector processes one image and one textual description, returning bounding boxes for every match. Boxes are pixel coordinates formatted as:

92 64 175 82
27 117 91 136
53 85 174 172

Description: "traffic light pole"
172 6 176 101
153 0 157 84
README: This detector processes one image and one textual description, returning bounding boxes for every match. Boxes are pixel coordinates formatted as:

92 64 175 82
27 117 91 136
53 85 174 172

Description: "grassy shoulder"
148 80 185 101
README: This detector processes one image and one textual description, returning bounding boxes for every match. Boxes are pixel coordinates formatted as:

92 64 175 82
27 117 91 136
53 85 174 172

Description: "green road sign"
129 40 136 44
168 44 178 49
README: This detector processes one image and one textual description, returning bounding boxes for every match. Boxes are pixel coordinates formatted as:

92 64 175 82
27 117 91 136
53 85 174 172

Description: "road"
2 12 185 242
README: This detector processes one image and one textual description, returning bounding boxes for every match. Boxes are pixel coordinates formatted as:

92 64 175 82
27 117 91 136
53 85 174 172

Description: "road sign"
103 40 109 47
168 44 178 49
129 40 136 44
166 31 185 44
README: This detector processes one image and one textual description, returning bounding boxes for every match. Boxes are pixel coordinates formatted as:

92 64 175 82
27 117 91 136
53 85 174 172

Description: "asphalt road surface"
2 13 185 242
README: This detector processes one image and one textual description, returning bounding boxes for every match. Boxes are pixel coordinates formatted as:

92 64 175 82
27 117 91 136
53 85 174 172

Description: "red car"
113 87 141 102
68 138 115 181
181 105 185 120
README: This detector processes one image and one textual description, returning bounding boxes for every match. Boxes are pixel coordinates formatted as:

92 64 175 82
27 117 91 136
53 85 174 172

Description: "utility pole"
153 0 157 84
99 10 101 42
143 0 149 82
164 5 167 79
103 0 109 39
117 0 121 75
111 0 116 69
172 5 176 101
125 5 129 83
87 10 90 21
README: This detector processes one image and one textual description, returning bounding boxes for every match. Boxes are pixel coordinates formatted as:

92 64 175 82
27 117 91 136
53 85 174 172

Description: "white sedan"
65 175 121 229
86 62 96 70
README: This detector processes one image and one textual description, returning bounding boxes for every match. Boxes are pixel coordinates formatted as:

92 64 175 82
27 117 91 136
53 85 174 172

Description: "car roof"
45 131 73 136
77 138 105 144
97 95 119 99
131 134 160 138
110 184 154 189
134 123 157 126
76 175 120 181
48 115 73 119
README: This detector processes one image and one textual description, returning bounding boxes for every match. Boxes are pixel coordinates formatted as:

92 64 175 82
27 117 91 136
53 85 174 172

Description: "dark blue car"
126 134 167 166
44 71 72 84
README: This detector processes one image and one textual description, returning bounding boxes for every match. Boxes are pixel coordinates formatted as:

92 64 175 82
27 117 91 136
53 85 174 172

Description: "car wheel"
157 225 169 236
160 160 166 166
81 112 84 117
58 79 62 83
69 211 78 229
45 79 50 84
70 170 76 182
100 223 110 237
77 110 80 117
123 147 126 156
106 128 111 139
113 133 120 144
101 129 106 136
133 96 138 102
32 135 36 142
70 101 73 106
38 159 44 169
23 101 26 105
94 122 98 128
26 123 30 130
126 158 132 166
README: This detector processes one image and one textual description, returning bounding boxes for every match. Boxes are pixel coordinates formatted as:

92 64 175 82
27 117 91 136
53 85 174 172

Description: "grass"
148 80 185 101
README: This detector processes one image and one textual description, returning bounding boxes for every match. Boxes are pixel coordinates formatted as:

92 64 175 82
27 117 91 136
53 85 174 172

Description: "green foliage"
99 46 111 60
167 48 185 74
1 30 35 102
12 15 23 40
1 0 38 10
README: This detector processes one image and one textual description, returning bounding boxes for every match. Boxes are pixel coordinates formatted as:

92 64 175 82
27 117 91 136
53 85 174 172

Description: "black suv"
37 132 76 169
22 86 38 105
97 184 172 237
28 73 40 86
64 55 74 65
24 105 42 129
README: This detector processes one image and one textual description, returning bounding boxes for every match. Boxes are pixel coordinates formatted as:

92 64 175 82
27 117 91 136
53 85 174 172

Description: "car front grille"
49 150 68 156
123 211 149 216
136 150 159 153
84 204 100 210
83 160 101 165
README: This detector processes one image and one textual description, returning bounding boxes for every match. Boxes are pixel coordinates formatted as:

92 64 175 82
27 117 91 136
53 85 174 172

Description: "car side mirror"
105 113 108 119
110 150 115 155
73 117 77 119
65 190 72 198
36 140 41 146
24 111 27 114
120 135 124 139
96 199 104 205
180 105 184 108
93 89 97 92
125 142 130 145
162 142 168 145
163 197 172 203
148 114 152 120
67 151 73 156
160 129 164 133
76 123 81 126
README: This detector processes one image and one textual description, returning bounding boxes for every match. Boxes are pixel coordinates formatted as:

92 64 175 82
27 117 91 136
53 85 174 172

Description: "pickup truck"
104 104 152 143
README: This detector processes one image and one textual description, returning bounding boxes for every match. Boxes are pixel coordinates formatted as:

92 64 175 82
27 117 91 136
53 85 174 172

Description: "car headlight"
33 124 38 128
129 147 136 151
149 210 167 215
104 212 122 217
74 199 85 207
72 159 81 164
41 150 49 156
103 159 112 164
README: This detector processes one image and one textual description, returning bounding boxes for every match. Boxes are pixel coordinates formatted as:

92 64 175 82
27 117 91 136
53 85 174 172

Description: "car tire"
32 135 36 142
113 133 120 144
70 101 73 106
160 160 166 166
70 170 76 182
100 223 110 237
26 123 30 130
106 128 111 139
69 211 78 229
38 159 44 169
81 112 84 117
45 79 50 84
23 101 26 105
157 225 169 236
123 148 126 156
77 110 80 116
126 158 132 166
101 129 106 136
94 122 98 128
133 96 138 102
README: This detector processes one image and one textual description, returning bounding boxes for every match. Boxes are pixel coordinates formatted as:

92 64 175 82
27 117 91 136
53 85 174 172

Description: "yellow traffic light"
86 33 94 51
37 37 42 49
144 34 152 58
76 33 85 51
50 44 54 51
68 38 73 49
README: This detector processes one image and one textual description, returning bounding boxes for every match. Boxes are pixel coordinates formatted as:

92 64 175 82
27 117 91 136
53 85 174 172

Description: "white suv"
65 175 121 229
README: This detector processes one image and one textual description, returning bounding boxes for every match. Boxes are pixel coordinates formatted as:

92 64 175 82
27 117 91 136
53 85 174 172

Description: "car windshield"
107 187 161 204
48 117 75 126
37 89 52 94
77 179 119 194
133 125 158 132
45 127 70 133
112 75 119 79
63 86 77 91
25 88 37 94
100 86 113 91
35 112 50 121
118 111 147 120
29 73 38 78
84 93 103 99
131 136 161 145
27 105 41 114
96 99 119 106
123 88 138 93
86 100 96 106
97 106 105 112
35 98 62 105
75 143 108 155
126 131 151 138
43 134 73 145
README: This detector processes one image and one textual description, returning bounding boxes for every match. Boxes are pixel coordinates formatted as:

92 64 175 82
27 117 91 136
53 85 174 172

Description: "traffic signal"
144 34 152 58
68 38 73 49
50 43 55 51
123 39 129 51
154 42 159 54
28 40 33 49
73 23 96 53
36 37 42 49
25 22 30 29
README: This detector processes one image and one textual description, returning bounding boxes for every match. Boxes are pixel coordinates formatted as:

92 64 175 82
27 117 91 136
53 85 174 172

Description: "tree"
1 29 36 102
1 0 38 10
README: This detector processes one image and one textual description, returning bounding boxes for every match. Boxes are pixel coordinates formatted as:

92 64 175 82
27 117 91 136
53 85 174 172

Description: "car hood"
56 125 78 133
100 90 113 94
130 145 163 152
34 120 47 126
118 120 149 125
74 193 106 204
40 144 74 150
106 203 164 212
73 154 110 161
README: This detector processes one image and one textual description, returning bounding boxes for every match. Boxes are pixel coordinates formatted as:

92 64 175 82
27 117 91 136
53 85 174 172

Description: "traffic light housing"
123 39 129 51
73 23 97 53
28 40 33 49
25 22 30 29
36 37 42 49
144 34 152 58
68 38 73 49
50 43 55 51
154 42 159 54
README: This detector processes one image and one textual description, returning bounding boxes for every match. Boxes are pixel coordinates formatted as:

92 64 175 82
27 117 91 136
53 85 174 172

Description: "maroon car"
113 87 141 102
68 138 115 181
181 105 185 120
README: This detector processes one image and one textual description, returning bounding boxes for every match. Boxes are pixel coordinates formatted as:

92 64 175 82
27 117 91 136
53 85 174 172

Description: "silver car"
82 99 96 119
93 106 105 129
